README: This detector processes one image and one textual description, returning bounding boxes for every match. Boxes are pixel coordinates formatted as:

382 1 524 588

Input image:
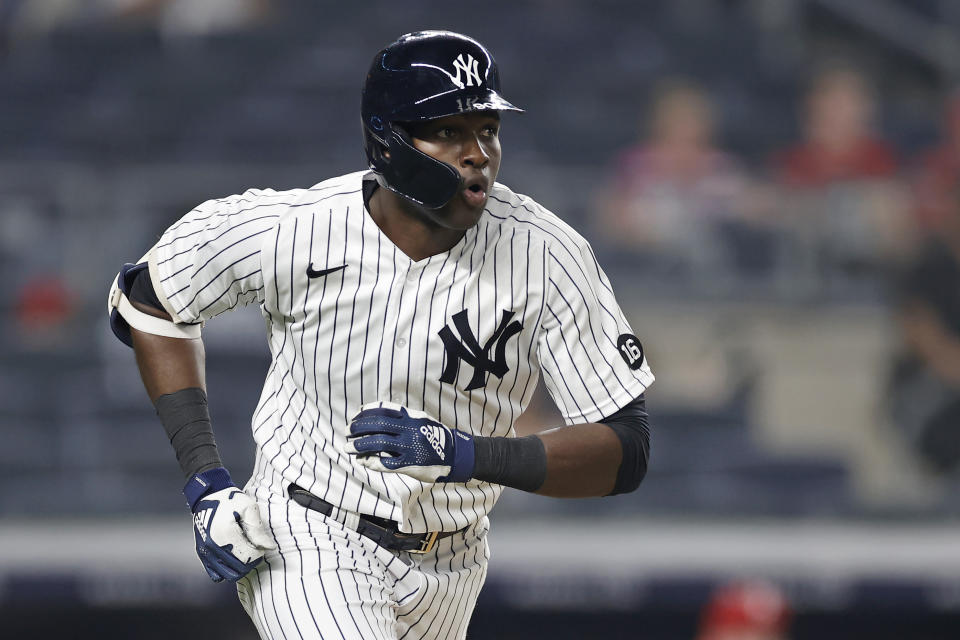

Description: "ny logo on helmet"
439 309 522 391
451 53 482 89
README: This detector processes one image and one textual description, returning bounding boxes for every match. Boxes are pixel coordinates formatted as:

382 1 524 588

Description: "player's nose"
461 134 489 168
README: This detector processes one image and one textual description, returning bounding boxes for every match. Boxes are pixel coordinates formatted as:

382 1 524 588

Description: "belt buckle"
411 531 439 554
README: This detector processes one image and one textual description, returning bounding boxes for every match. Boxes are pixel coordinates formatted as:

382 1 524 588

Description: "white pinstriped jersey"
149 170 654 533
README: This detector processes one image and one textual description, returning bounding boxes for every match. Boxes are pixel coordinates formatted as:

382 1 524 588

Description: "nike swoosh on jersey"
307 263 347 278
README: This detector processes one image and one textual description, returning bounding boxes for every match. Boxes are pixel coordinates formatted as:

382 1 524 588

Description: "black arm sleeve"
155 387 223 479
471 434 546 492
599 394 650 495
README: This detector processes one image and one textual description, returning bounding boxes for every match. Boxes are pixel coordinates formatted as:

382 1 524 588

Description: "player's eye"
481 124 499 137
435 127 457 139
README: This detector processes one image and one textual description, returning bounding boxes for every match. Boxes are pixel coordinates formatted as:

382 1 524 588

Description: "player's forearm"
470 395 650 497
130 326 206 402
534 423 622 497
130 325 222 478
471 424 621 497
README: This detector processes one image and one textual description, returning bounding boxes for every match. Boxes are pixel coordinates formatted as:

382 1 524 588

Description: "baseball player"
107 30 653 639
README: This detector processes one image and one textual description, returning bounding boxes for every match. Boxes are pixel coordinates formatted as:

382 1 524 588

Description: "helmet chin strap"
378 124 462 209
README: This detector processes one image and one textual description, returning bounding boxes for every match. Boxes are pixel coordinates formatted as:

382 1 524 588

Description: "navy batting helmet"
361 31 523 209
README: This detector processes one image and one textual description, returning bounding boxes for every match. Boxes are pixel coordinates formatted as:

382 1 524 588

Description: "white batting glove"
183 468 276 582
346 402 476 483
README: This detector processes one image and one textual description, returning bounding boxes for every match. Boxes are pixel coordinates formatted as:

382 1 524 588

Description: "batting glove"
346 403 475 483
183 467 276 583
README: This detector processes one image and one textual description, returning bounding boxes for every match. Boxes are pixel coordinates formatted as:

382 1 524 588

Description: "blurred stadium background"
3 0 960 638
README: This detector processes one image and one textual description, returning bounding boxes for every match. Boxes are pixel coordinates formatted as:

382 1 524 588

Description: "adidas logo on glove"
194 507 214 542
419 424 446 457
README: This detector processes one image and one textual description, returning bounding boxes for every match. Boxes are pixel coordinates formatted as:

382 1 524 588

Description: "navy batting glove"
183 467 276 583
346 402 475 483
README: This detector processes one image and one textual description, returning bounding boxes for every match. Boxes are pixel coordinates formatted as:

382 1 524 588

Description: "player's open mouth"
462 180 487 207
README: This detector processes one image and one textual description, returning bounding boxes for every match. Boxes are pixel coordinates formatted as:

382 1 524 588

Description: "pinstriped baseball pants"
237 493 490 640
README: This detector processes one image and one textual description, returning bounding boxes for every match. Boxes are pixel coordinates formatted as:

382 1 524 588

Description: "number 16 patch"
617 334 644 370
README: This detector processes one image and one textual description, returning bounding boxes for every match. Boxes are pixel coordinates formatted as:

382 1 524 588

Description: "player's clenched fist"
183 467 277 583
346 403 475 483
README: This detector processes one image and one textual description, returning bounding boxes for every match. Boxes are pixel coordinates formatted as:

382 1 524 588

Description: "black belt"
287 484 462 554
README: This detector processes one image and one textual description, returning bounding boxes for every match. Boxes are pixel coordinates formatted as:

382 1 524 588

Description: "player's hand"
183 467 277 583
346 403 475 483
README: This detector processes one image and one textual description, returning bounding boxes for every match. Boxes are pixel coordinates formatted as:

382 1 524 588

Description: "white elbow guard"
107 251 201 347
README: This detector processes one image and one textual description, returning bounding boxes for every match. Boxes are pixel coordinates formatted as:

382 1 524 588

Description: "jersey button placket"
390 260 417 405
395 266 414 352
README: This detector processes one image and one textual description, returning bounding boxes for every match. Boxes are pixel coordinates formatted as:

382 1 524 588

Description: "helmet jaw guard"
363 122 462 209
361 30 522 209
374 125 462 209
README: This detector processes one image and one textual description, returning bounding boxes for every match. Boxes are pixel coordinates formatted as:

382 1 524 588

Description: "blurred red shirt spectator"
697 579 792 640
776 68 897 187
912 91 960 232
772 65 912 271
775 67 898 187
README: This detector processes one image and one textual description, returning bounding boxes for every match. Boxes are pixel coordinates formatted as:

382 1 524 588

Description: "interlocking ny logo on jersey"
451 53 482 89
439 309 522 391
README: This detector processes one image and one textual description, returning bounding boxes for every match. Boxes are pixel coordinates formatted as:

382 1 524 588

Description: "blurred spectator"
696 579 792 640
889 189 960 474
13 274 75 348
773 65 912 280
911 90 960 233
777 66 895 187
596 78 776 278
